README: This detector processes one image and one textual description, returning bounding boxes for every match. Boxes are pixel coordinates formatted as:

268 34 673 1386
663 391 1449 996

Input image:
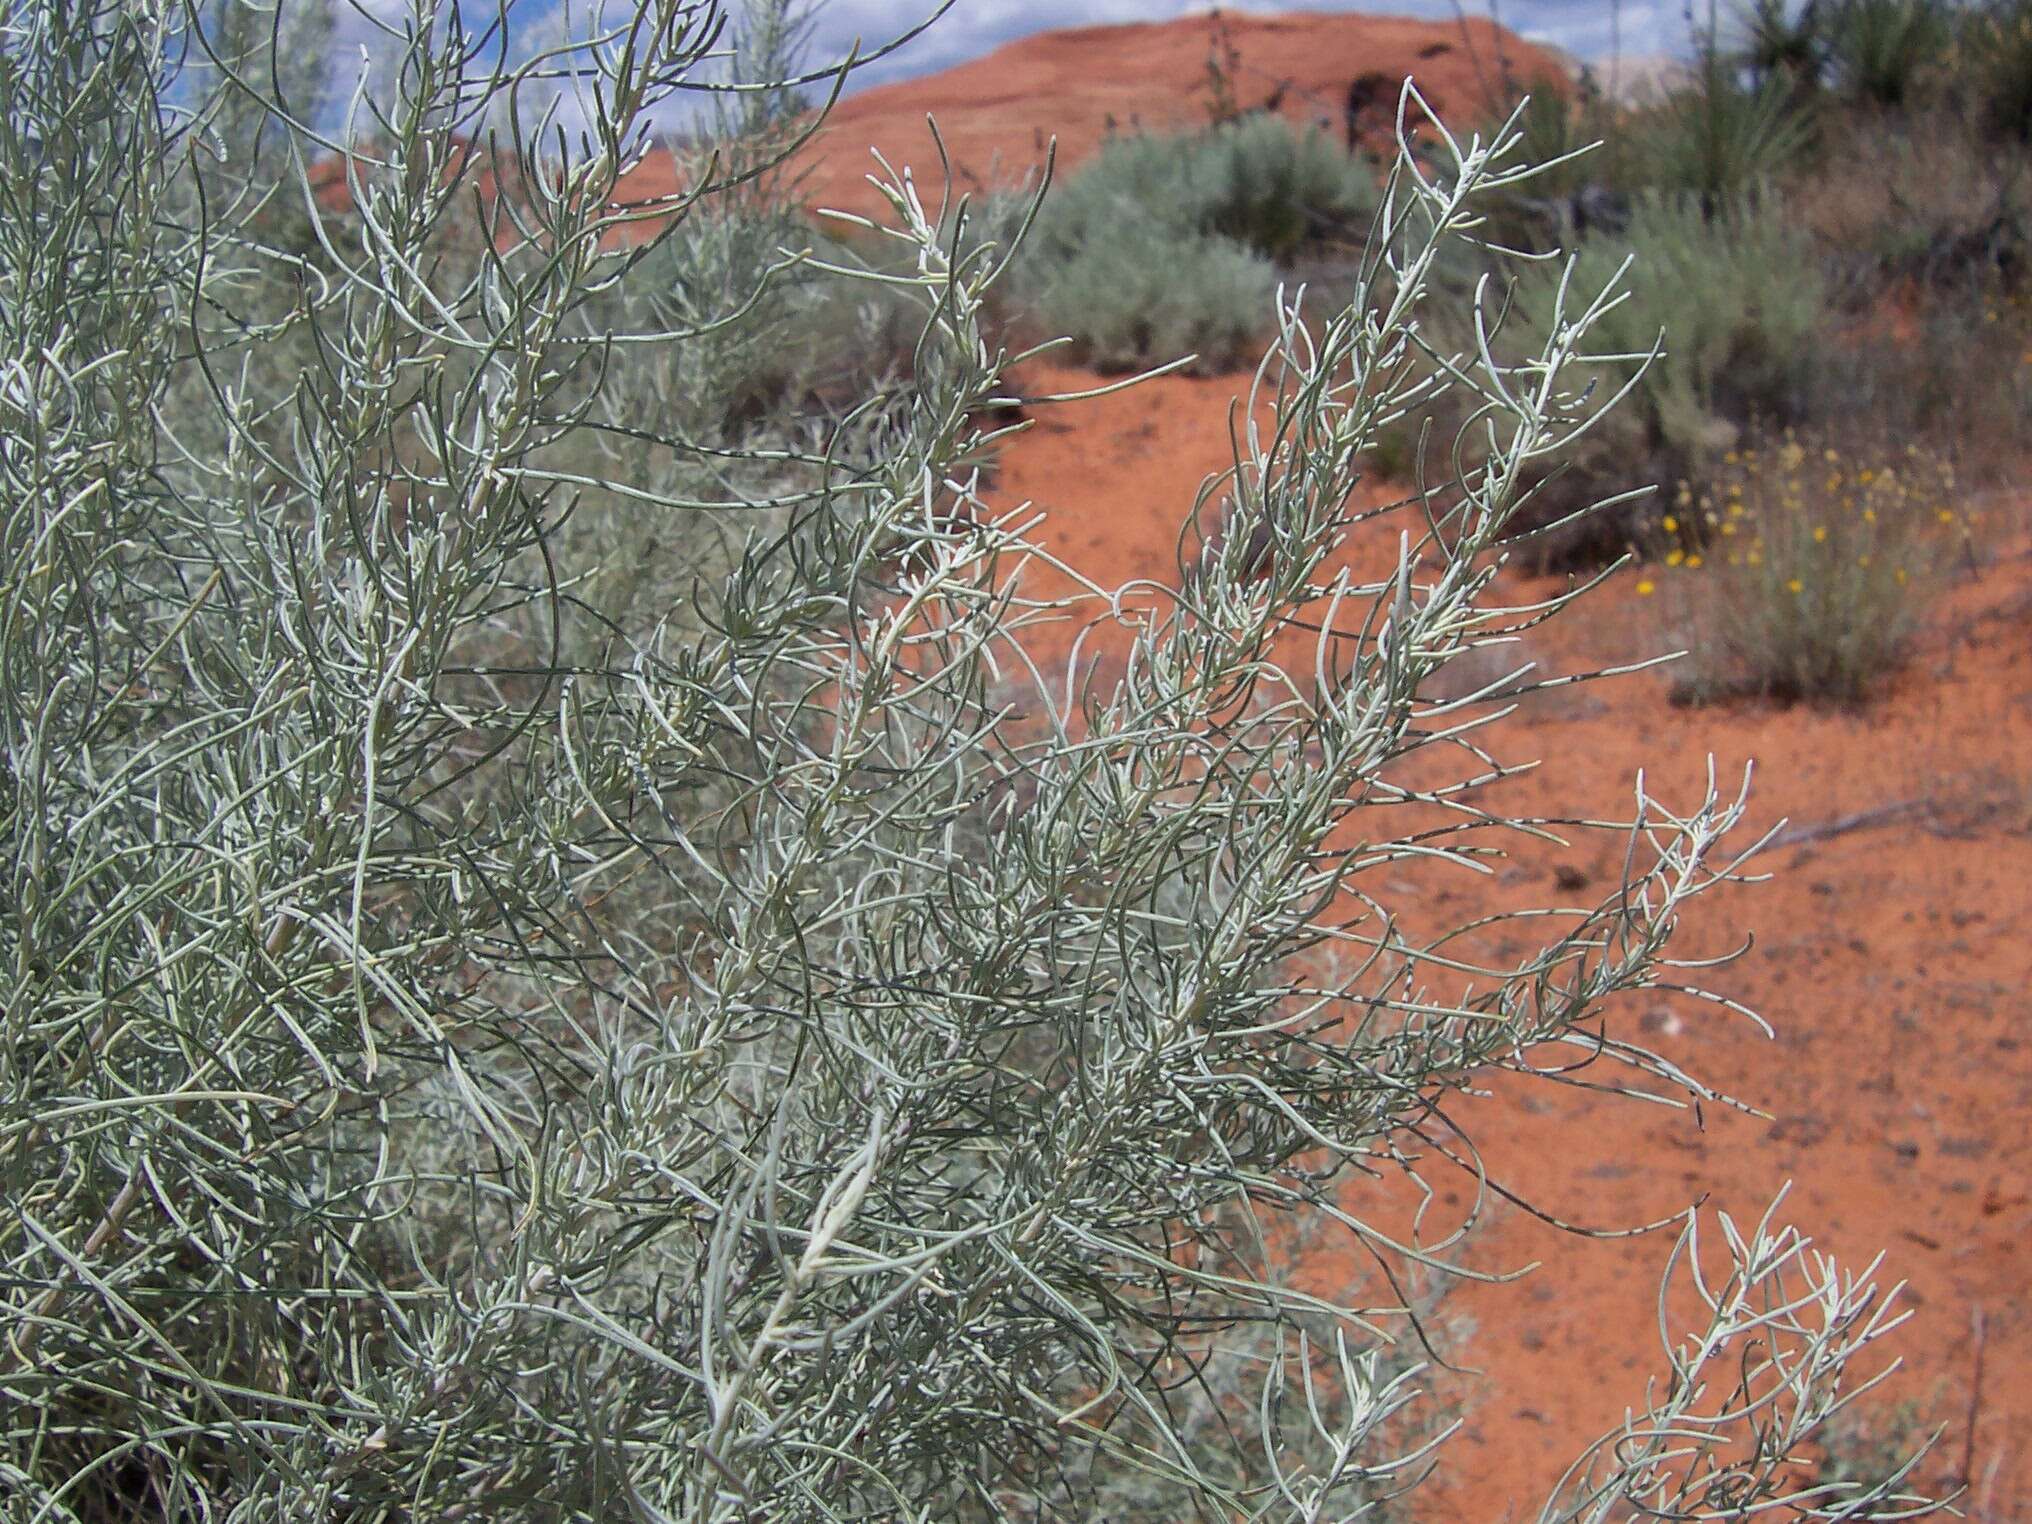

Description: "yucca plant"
1628 46 1816 212
0 0 1945 1518
1825 0 1954 106
1733 0 1828 90
1962 0 2032 139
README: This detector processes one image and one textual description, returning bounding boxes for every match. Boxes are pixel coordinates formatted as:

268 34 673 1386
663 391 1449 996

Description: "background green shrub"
1195 113 1380 257
1488 191 1828 564
1826 0 1953 106
1653 436 1958 704
1956 0 2032 138
1007 116 1377 372
1019 218 1277 373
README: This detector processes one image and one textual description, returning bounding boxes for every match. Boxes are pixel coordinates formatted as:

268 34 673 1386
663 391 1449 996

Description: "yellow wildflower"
1812 526 1829 543
1786 577 1804 594
1635 578 1656 597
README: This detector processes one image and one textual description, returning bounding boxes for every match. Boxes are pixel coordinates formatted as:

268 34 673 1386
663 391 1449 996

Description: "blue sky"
800 1 1698 95
317 0 1702 133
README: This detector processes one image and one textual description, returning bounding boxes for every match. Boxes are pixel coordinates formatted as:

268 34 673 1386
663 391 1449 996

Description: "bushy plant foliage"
1553 193 1825 455
1961 0 2032 138
1007 115 1377 372
1655 437 1959 704
0 1 1942 1520
1198 113 1382 258
1625 53 1815 208
1450 190 1827 566
1016 215 1277 373
1392 3 2025 577
1039 115 1377 263
1734 0 1830 91
1826 0 1953 106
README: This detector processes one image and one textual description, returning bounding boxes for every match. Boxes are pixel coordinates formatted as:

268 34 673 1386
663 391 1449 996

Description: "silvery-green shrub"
1524 191 1825 459
1006 114 1378 372
0 0 1943 1518
1021 217 1277 373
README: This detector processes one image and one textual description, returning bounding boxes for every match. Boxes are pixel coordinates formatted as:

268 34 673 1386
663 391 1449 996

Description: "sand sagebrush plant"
1492 190 1826 565
1650 435 1961 703
1007 114 1378 371
0 0 1944 1518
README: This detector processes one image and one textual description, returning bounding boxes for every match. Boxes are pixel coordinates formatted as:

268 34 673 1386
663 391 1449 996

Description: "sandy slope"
782 10 1573 223
588 9 1572 231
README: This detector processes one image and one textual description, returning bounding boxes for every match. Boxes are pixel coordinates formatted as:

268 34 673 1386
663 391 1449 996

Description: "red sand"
986 354 2032 1519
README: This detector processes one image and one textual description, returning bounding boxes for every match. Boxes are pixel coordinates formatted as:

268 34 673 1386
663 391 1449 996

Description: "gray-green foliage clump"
0 0 1943 1518
1467 190 1826 565
1522 192 1824 459
1006 115 1378 372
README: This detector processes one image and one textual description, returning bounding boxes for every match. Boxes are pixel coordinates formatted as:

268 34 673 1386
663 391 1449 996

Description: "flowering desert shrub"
1648 436 1964 703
